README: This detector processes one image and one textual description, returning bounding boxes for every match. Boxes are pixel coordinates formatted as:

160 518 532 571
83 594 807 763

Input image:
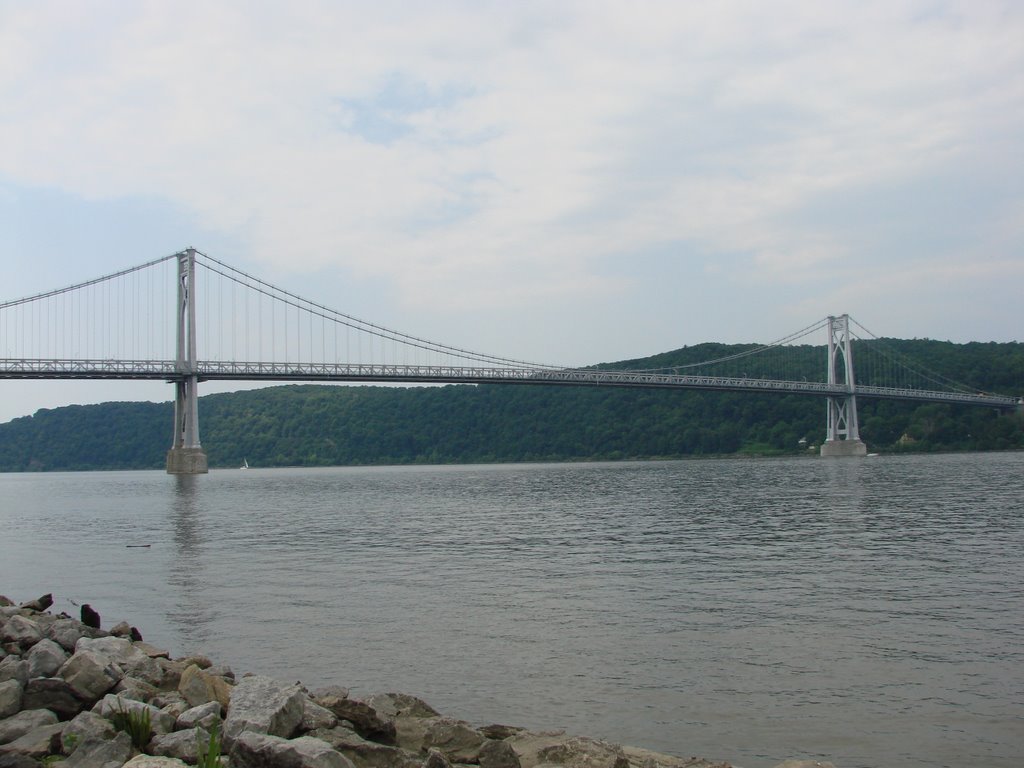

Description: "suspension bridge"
1 248 1019 472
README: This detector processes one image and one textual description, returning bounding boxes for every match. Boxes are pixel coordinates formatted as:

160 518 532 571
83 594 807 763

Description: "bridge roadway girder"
0 358 1018 410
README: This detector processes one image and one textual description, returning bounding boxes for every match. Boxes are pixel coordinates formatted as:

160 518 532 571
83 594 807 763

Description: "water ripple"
1 453 1022 768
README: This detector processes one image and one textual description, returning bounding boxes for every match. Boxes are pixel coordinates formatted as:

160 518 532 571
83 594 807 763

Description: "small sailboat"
241 458 249 470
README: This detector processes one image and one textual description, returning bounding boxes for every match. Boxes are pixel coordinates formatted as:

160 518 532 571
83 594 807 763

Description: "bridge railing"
1 357 1016 409
0 359 180 379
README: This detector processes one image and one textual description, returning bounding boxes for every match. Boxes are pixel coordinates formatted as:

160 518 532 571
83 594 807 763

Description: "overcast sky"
1 1 1022 423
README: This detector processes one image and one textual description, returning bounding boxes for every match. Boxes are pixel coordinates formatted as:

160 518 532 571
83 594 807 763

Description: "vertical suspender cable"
205 264 211 366
219 267 224 364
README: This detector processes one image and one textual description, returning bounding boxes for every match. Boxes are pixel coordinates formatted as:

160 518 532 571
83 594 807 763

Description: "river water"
1 453 1022 768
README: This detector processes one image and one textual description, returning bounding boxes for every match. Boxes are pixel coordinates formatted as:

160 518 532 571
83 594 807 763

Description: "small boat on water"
241 458 249 470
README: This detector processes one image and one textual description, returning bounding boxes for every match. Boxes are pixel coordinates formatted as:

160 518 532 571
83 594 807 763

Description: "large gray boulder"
133 642 171 660
176 700 222 731
0 721 64 759
159 696 191 722
314 694 396 745
205 664 235 681
301 697 338 732
365 697 442 754
150 691 189 713
59 649 123 701
0 681 21 719
0 617 41 650
0 709 58 746
26 639 68 679
75 637 163 687
74 636 131 659
61 710 117 752
178 664 232 709
46 618 97 652
424 748 453 768
95 694 176 735
156 659 186 691
309 725 421 768
0 658 28 688
18 595 52 613
149 726 211 763
505 733 681 768
114 675 159 702
24 613 57 635
223 675 305 745
479 739 522 768
621 743 736 767
480 725 526 740
108 621 135 638
364 693 440 720
0 752 40 768
122 756 191 767
63 730 132 768
177 654 213 670
231 731 355 768
420 718 487 764
21 677 84 719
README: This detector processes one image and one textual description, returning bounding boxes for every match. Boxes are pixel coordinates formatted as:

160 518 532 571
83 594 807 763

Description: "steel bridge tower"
166 248 208 474
820 314 868 457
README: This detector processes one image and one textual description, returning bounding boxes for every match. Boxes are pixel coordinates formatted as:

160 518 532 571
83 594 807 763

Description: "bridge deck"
0 358 1018 409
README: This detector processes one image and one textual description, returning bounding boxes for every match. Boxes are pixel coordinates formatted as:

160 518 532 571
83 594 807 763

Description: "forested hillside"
0 339 1020 471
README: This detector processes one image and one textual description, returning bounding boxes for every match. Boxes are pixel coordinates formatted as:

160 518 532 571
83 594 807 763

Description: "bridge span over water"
1 249 1019 472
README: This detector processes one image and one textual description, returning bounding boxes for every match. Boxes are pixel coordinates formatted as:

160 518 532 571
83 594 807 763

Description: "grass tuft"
196 722 223 768
110 701 153 751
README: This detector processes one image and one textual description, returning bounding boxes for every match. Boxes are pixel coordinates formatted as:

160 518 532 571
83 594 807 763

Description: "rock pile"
1 593 834 768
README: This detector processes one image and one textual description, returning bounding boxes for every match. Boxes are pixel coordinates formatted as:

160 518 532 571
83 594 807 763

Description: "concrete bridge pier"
166 248 208 474
167 374 207 474
820 437 868 457
167 447 208 473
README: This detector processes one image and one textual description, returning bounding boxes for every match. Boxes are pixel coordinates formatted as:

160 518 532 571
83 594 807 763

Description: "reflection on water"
0 453 1022 768
166 474 216 645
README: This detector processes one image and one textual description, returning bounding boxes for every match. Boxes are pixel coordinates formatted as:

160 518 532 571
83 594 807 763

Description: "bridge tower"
820 314 868 457
166 248 208 474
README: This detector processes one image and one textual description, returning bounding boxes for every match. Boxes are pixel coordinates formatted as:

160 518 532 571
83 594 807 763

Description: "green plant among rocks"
197 722 223 768
110 702 152 751
62 732 80 754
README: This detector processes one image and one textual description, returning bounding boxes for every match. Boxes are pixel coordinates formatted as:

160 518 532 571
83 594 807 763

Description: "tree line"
0 339 1020 471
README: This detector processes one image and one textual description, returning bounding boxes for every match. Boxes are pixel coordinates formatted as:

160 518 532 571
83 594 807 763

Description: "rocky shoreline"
1 593 834 768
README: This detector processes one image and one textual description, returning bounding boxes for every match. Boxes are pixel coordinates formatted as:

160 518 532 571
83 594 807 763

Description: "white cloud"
1 0 1022 340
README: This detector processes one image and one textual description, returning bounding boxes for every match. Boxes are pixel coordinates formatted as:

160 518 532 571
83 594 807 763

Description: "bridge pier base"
820 439 868 457
166 447 208 474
